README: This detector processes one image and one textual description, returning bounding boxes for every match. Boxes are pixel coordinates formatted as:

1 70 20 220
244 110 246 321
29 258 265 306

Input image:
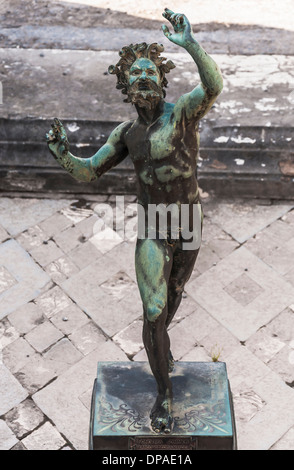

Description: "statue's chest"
125 117 175 163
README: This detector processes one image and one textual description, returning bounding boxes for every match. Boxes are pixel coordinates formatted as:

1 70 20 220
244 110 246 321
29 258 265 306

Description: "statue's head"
108 43 175 110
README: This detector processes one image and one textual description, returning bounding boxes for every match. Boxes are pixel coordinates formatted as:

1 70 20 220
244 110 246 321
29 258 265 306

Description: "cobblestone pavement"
0 194 294 450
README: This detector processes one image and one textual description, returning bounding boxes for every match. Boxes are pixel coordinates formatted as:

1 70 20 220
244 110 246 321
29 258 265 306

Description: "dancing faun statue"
46 8 223 434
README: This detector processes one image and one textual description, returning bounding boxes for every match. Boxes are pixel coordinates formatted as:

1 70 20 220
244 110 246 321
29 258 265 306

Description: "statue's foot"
150 395 173 434
168 350 175 373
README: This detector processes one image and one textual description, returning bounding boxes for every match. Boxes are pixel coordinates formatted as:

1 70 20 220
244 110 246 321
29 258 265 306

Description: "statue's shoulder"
116 119 135 132
164 102 175 113
121 119 136 137
111 119 135 138
161 102 175 121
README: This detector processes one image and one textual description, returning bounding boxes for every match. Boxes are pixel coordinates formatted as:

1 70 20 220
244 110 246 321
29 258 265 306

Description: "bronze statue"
46 9 223 434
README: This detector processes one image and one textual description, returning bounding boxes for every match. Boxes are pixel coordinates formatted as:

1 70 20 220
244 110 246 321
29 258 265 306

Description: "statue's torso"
124 102 200 207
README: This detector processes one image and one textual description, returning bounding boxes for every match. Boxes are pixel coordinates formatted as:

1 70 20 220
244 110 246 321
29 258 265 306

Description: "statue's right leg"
135 237 174 434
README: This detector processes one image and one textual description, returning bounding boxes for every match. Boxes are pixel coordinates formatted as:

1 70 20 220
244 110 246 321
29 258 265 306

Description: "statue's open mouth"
138 82 150 91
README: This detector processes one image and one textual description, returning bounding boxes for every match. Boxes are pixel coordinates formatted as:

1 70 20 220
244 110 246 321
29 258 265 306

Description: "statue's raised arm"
162 8 223 120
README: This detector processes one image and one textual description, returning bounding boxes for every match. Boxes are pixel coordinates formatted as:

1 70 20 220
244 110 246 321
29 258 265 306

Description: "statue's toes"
151 415 173 434
163 415 173 434
152 420 163 433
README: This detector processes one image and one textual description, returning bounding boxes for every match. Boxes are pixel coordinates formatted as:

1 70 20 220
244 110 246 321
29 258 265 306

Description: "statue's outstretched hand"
46 118 69 159
162 8 193 48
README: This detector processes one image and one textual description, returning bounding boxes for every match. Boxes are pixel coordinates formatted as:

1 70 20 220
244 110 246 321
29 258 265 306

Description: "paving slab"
0 419 18 450
25 321 64 353
50 303 89 335
0 239 51 319
68 321 108 356
7 302 46 335
0 364 28 416
34 285 74 318
20 421 66 451
271 426 294 450
0 318 19 351
264 307 294 347
44 255 80 286
245 328 286 364
2 337 37 374
4 398 45 439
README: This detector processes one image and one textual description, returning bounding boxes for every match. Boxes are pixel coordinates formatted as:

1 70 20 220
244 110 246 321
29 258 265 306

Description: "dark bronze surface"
89 361 237 450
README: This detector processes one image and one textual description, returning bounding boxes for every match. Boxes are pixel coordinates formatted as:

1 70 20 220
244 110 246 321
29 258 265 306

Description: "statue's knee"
146 304 164 323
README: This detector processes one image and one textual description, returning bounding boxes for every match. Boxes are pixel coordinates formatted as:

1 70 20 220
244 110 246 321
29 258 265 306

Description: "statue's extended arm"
162 8 223 120
46 119 130 182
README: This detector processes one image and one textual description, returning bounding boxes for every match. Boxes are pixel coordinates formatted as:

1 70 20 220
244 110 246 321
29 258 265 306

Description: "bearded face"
126 58 164 110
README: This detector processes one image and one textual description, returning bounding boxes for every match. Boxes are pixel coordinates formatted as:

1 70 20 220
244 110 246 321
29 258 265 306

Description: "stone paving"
0 194 294 450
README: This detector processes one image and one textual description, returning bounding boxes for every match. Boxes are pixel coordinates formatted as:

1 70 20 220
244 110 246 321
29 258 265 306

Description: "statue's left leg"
166 243 201 329
165 202 203 333
164 240 201 373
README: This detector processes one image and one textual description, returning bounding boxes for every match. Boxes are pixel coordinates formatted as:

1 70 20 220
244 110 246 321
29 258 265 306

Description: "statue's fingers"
163 8 175 17
162 24 171 38
162 8 176 25
46 130 56 142
60 135 69 151
51 124 59 136
53 117 62 127
175 14 184 24
52 118 62 133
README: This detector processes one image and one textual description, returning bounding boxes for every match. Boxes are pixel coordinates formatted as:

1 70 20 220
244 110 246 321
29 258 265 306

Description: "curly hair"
108 42 176 101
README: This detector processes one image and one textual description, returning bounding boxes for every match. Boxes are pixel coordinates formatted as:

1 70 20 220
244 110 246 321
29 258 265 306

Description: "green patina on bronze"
135 238 168 323
46 8 223 435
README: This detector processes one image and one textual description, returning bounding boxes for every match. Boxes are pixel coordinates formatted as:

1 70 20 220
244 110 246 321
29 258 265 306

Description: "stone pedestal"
89 361 237 450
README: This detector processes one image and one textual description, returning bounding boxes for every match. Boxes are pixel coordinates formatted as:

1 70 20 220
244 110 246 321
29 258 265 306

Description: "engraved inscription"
129 436 197 450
